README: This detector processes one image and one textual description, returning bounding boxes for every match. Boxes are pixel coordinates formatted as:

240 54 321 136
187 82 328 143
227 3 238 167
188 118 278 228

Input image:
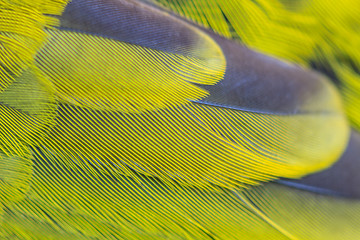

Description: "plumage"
283 131 360 198
152 0 360 132
37 28 225 112
0 0 359 239
0 0 67 91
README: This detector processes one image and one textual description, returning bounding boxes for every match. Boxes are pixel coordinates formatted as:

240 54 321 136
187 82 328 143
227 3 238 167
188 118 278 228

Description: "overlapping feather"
37 28 225 112
0 0 67 91
153 0 360 132
1 147 359 240
0 0 359 239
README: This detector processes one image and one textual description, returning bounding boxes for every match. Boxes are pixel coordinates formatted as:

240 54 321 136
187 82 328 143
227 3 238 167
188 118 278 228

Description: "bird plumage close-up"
0 0 359 239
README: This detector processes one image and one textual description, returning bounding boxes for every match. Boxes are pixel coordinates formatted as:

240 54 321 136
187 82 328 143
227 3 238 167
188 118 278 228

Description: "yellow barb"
155 0 360 133
0 0 69 91
36 28 226 113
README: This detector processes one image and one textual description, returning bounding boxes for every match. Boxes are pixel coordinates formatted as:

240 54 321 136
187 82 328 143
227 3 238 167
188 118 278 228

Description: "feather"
280 130 360 198
0 153 32 213
28 0 349 190
0 0 359 239
0 0 68 91
36 28 225 112
152 0 319 64
48 0 226 112
0 68 56 156
1 146 359 240
335 65 360 131
151 0 360 133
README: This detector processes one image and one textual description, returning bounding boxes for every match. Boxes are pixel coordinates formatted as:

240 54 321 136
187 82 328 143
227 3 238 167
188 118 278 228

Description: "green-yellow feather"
37 28 226 112
153 0 360 133
1 149 359 240
0 0 68 91
0 0 359 239
0 0 69 232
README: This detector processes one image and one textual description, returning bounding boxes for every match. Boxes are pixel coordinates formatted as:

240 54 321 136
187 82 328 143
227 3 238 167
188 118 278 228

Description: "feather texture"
1 147 359 240
152 0 360 133
0 0 359 239
0 68 56 156
35 100 348 190
36 28 225 112
0 0 68 91
153 0 318 64
30 0 348 190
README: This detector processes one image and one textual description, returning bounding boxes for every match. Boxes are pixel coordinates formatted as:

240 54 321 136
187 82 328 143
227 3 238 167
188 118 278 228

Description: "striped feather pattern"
1 148 359 239
36 29 226 112
35 99 348 189
154 0 318 64
0 69 56 156
0 0 359 239
0 0 68 91
153 0 360 133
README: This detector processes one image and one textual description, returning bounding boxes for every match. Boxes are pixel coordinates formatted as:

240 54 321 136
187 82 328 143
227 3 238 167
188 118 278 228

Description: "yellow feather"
154 0 360 133
36 28 225 112
0 0 68 91
1 149 359 240
0 153 32 212
155 0 318 64
0 0 359 239
36 93 348 190
0 68 56 156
